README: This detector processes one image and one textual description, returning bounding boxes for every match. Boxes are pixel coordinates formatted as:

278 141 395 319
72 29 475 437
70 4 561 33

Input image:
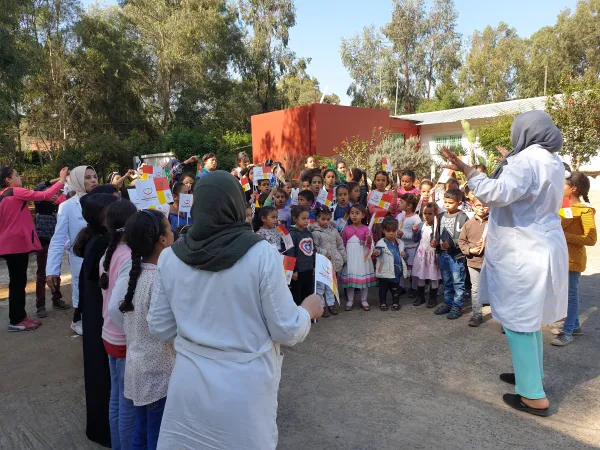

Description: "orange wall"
251 104 420 166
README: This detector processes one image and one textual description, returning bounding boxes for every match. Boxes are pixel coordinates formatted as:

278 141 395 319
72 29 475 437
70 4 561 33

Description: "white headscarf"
67 166 95 197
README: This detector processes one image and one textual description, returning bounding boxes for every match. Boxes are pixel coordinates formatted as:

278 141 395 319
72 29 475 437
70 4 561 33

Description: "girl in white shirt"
116 210 175 450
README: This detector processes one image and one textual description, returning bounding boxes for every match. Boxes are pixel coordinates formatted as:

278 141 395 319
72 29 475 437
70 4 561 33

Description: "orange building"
250 104 419 166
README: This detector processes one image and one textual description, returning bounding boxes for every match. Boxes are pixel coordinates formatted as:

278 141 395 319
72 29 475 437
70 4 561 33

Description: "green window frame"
434 134 462 150
392 133 405 144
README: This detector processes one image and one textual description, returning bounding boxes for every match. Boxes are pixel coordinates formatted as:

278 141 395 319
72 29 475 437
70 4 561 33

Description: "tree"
0 0 34 163
69 7 154 140
333 127 389 170
383 0 428 113
340 25 396 109
476 114 515 156
122 0 241 131
422 0 461 101
238 0 296 113
547 77 600 169
277 57 339 108
368 135 433 179
459 23 523 105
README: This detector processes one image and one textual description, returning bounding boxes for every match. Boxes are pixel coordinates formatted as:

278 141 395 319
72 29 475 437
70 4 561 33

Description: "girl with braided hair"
98 199 138 449
109 210 175 450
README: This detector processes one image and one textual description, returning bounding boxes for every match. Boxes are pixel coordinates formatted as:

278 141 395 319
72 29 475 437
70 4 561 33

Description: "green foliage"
476 114 516 157
333 127 389 171
547 77 600 169
368 135 433 179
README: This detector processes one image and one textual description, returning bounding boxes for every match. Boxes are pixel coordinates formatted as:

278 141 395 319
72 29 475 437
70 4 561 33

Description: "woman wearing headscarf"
46 165 99 335
147 171 323 449
441 110 568 417
73 193 118 448
0 166 68 331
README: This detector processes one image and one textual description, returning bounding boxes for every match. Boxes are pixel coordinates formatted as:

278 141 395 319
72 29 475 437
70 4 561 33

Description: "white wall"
419 119 488 164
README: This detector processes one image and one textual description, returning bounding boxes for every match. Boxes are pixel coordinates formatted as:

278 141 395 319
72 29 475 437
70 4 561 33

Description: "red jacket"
0 182 64 255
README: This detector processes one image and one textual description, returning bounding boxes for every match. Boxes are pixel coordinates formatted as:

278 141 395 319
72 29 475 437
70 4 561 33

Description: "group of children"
244 163 500 326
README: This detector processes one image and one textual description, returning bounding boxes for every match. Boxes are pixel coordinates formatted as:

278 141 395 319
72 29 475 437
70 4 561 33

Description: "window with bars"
392 133 405 144
434 134 462 150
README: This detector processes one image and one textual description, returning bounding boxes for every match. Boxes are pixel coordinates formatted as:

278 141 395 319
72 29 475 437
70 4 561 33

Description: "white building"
394 95 600 175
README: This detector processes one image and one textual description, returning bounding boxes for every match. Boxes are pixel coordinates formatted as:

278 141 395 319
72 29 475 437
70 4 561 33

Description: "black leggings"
290 270 314 306
379 279 401 305
3 252 30 325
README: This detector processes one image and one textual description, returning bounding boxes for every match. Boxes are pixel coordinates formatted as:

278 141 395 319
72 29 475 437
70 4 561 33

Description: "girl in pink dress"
340 204 376 311
411 203 441 308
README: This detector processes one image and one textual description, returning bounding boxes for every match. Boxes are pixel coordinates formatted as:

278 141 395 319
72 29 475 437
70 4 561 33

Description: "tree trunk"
404 59 412 113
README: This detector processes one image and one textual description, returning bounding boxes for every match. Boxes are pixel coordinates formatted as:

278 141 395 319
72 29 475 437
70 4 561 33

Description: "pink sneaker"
8 320 40 332
23 316 42 326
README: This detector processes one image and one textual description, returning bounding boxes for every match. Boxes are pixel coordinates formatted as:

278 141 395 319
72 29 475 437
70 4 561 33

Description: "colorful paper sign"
290 188 299 205
139 165 163 180
178 193 193 214
252 166 272 185
240 177 251 192
436 168 453 185
154 177 173 205
324 189 335 207
315 188 328 206
559 197 573 219
363 237 374 262
368 191 393 210
315 253 339 303
276 224 293 250
127 188 140 209
368 211 387 230
382 157 392 174
135 179 160 210
196 159 203 178
282 255 296 285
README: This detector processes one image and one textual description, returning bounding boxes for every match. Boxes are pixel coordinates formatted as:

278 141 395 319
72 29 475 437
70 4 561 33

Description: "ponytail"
99 200 137 290
119 253 142 313
118 209 166 313
568 171 591 205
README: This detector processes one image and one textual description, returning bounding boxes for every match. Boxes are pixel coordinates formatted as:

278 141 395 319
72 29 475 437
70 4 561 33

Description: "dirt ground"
1 194 599 450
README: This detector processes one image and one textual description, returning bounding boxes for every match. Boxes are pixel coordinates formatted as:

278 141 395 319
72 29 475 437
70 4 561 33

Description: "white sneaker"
71 321 82 336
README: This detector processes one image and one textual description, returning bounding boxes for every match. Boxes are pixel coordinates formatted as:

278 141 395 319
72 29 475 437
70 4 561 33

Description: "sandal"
362 304 371 311
380 304 388 311
391 304 400 311
345 304 353 312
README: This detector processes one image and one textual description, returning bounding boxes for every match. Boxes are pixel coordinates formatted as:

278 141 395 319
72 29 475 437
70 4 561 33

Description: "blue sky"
84 0 576 105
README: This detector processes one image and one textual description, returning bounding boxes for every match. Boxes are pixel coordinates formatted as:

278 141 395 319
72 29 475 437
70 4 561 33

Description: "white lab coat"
147 240 311 450
468 145 568 332
46 196 86 308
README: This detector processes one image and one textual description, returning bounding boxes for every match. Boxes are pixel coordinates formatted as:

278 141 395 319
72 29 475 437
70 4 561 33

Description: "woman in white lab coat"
147 171 323 449
46 166 98 335
442 110 568 417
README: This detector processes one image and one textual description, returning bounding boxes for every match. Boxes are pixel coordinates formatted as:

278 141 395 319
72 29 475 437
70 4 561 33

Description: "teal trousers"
503 327 546 400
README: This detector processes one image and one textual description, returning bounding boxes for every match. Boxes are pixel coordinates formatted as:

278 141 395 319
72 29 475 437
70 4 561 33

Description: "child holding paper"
367 171 391 248
311 207 346 317
432 189 470 319
397 193 422 298
332 184 351 233
551 171 597 346
458 195 489 327
168 182 193 231
374 217 407 311
340 204 376 311
289 206 316 305
255 206 284 252
412 203 441 308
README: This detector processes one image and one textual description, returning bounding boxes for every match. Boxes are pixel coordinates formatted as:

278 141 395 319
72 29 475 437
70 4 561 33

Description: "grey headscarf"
492 111 563 179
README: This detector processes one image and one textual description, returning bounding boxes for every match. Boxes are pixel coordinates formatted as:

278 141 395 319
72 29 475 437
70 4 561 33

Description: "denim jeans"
439 252 466 310
132 397 167 450
562 271 582 335
108 355 136 450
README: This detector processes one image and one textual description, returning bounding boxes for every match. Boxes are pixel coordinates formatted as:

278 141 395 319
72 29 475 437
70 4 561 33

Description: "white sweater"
46 196 86 276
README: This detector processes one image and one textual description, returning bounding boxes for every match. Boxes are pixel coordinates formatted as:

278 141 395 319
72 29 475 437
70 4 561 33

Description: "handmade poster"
135 179 160 209
178 193 193 214
381 157 392 174
559 197 573 219
127 188 140 209
315 253 339 303
368 191 393 210
282 255 296 285
436 168 453 185
315 188 328 206
240 177 251 192
154 177 173 204
139 165 163 180
324 189 335 207
252 166 272 185
276 224 293 250
290 188 299 205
